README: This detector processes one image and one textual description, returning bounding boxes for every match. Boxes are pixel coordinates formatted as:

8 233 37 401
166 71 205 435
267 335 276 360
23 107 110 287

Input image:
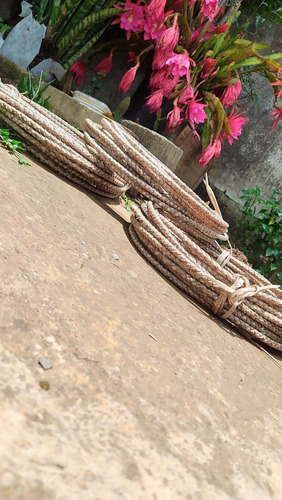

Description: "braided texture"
0 83 128 198
1 82 281 350
130 202 282 351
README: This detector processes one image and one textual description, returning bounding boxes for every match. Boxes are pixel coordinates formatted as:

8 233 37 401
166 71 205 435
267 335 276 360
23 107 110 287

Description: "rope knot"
214 275 279 319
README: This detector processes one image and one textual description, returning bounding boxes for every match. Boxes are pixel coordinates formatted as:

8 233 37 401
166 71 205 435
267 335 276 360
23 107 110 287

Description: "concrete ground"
0 147 281 500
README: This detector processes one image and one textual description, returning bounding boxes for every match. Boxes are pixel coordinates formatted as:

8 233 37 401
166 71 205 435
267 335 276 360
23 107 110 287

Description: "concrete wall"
208 23 282 205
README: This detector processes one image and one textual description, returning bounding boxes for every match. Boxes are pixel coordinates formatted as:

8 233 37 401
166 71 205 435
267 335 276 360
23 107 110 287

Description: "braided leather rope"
1 82 281 350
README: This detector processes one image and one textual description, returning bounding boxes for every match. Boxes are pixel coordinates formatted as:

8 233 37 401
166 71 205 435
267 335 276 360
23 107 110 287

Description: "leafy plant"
83 71 106 94
90 0 282 167
0 17 11 34
33 0 120 68
121 193 134 211
17 71 54 109
0 122 30 165
243 0 282 27
236 188 282 286
239 73 260 107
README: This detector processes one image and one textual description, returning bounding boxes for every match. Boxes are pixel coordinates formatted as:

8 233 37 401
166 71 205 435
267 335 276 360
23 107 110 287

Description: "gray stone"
38 357 53 370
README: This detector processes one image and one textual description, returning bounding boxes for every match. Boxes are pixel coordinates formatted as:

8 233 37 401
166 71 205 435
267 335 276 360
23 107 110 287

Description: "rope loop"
214 275 280 319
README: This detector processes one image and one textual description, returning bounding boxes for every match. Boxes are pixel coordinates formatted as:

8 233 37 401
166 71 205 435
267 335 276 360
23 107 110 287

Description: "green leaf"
255 15 265 29
265 247 275 256
113 97 131 121
203 91 225 138
265 52 282 60
62 26 107 67
18 157 30 166
262 223 270 232
232 56 263 70
58 7 118 56
48 0 75 31
55 0 115 40
201 109 211 149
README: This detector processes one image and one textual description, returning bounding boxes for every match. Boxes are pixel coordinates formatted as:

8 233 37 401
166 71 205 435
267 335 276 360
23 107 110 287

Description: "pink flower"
153 15 179 69
119 61 140 93
142 15 166 40
146 90 164 113
213 24 229 34
145 0 166 19
200 0 219 22
189 26 213 45
149 68 180 97
166 53 195 81
198 138 222 167
152 47 173 70
128 51 137 64
269 107 282 130
220 80 242 108
185 98 207 128
270 81 282 99
112 1 144 40
93 52 113 76
178 84 194 103
200 57 217 79
149 67 168 90
70 60 87 87
224 107 247 144
166 102 183 132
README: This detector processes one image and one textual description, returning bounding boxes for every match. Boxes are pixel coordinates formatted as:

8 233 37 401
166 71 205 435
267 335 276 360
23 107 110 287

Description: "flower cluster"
72 0 282 167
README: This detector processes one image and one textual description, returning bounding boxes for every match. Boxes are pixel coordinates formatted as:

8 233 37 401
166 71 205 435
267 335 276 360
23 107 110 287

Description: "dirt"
0 147 282 499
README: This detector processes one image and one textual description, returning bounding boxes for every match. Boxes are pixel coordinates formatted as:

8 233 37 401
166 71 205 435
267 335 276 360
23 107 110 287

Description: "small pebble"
113 253 119 260
38 357 53 370
39 381 50 391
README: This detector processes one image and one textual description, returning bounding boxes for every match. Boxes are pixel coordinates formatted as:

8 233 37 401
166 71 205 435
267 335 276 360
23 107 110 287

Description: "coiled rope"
0 82 281 350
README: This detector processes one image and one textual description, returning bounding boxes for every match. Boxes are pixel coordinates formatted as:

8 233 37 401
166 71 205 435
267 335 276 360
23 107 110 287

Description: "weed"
17 71 54 109
239 73 260 108
243 0 282 26
83 72 105 94
0 122 30 165
121 193 134 211
0 17 11 34
236 188 282 286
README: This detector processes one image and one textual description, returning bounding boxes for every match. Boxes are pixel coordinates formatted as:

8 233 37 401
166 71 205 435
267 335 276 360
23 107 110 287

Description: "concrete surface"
0 147 282 500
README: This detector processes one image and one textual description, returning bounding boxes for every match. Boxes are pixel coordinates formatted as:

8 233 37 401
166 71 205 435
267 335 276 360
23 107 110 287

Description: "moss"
39 381 50 391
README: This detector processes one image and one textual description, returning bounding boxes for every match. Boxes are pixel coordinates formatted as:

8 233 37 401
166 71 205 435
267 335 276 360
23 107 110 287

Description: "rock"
38 357 53 370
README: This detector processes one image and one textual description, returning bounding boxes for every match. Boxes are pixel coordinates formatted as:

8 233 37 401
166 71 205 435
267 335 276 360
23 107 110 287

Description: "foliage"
0 71 55 164
0 121 30 165
83 71 105 94
0 17 11 34
121 193 134 211
243 0 282 27
88 0 282 167
31 0 120 68
239 73 260 106
236 188 282 286
17 72 54 109
113 96 131 121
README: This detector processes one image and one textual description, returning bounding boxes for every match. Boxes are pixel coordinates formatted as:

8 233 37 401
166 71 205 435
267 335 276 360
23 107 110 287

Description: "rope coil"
0 82 281 350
